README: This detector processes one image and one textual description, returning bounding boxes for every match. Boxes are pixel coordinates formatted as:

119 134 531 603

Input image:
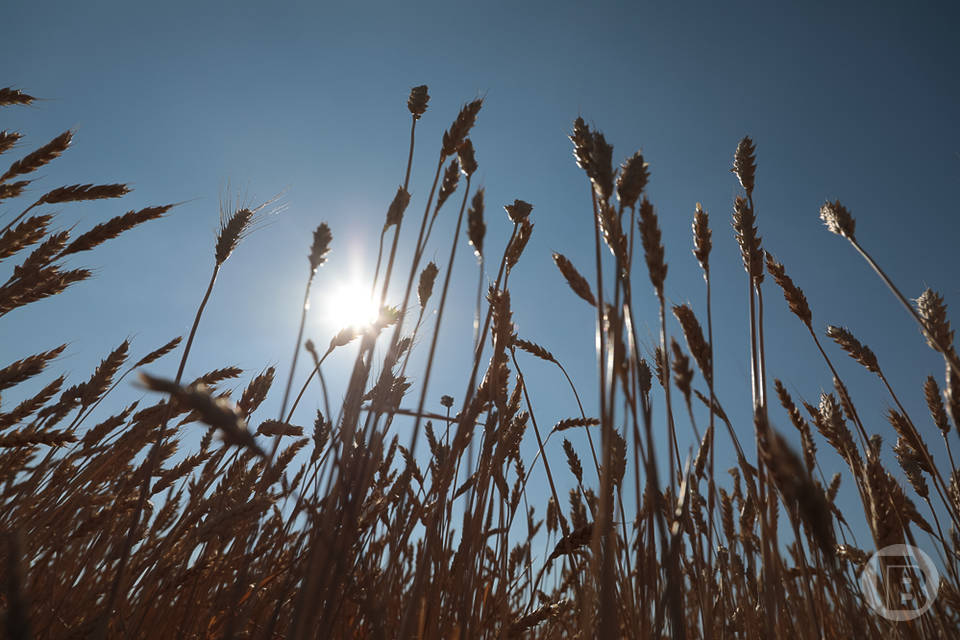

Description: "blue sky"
3 0 959 561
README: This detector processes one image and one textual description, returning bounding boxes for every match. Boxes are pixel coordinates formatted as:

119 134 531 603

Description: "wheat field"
1 84 959 639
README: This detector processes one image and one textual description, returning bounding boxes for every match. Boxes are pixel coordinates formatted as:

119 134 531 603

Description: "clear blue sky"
2 0 958 558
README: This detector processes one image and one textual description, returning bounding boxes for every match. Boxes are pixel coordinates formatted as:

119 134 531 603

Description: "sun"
323 282 380 330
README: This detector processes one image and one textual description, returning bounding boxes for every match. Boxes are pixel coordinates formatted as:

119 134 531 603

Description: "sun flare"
323 282 379 330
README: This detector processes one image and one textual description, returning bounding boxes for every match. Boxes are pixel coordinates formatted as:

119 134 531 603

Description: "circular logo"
859 544 940 621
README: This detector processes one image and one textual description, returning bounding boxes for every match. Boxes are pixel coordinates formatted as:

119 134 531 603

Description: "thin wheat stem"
284 348 332 424
278 275 314 424
473 256 484 351
405 175 470 459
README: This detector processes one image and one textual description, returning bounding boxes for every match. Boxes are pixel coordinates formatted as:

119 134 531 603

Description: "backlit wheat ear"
0 375 64 429
39 183 130 205
616 150 649 210
436 158 460 211
458 139 478 178
308 223 332 273
551 252 595 306
507 600 571 638
692 203 711 272
504 199 533 224
418 262 439 308
596 199 626 266
467 190 486 258
10 231 67 278
80 340 130 407
758 420 835 558
215 196 276 265
732 136 757 197
654 346 666 387
672 304 712 385
383 186 411 230
915 288 954 355
407 85 429 119
819 200 856 239
547 521 594 563
894 438 929 498
670 338 694 398
238 367 275 418
0 180 30 202
0 267 91 316
773 379 817 472
0 344 67 392
570 117 594 173
732 196 762 279
138 371 266 458
815 393 862 471
513 337 556 363
506 218 533 271
0 426 77 448
923 376 950 435
825 325 880 374
585 130 614 202
554 417 601 432
0 131 23 155
256 420 304 437
328 326 362 352
1 130 72 183
441 98 483 157
638 197 667 298
0 88 35 107
190 366 243 387
132 336 182 369
765 252 811 327
60 205 173 256
693 425 713 478
0 214 52 260
886 409 932 472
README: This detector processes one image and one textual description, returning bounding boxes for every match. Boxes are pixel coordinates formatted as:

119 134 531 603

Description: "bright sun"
323 283 380 330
